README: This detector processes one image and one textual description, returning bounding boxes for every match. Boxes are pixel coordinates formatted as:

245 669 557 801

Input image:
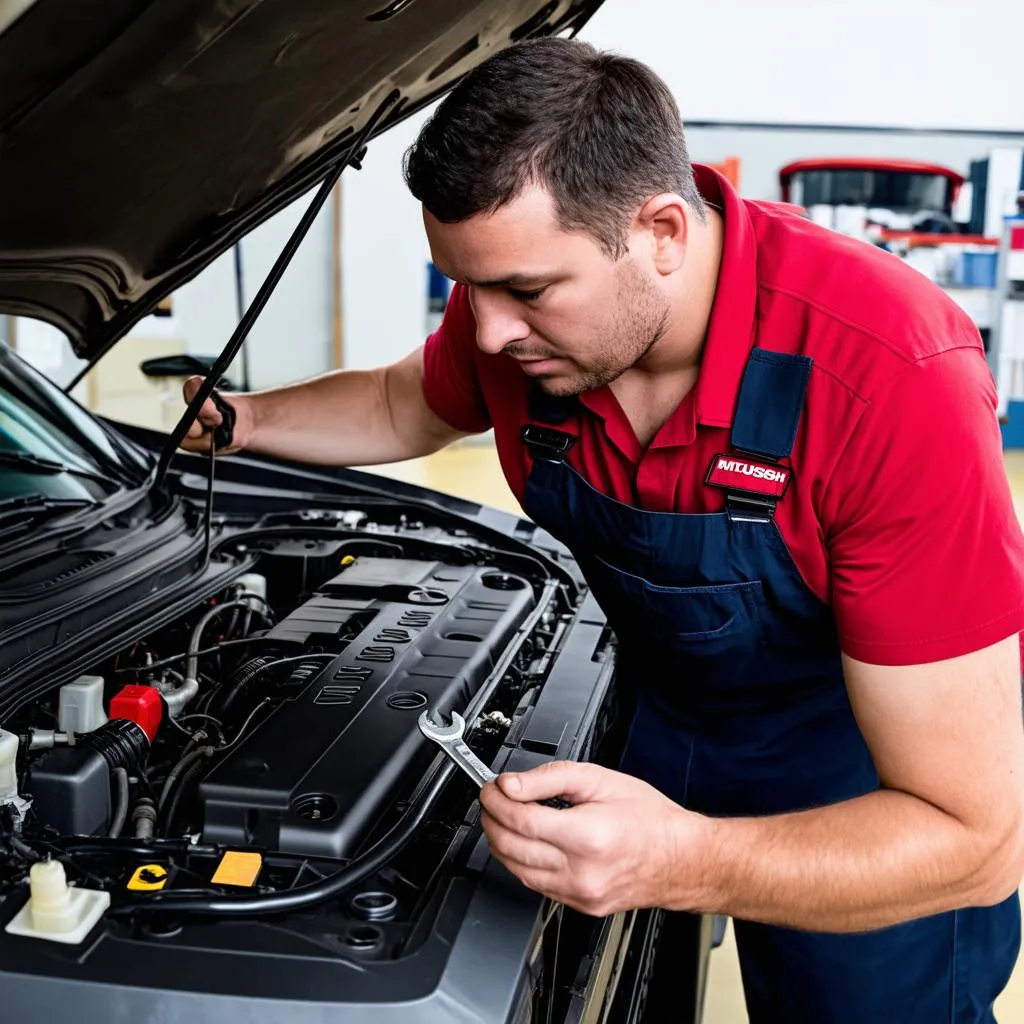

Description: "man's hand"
479 760 710 917
481 637 1024 932
179 376 256 455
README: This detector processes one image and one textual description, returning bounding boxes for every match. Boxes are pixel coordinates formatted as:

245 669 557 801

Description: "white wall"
340 110 438 371
581 0 1024 133
173 190 335 391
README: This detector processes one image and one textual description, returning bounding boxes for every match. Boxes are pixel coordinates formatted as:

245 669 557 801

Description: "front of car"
0 2 676 1021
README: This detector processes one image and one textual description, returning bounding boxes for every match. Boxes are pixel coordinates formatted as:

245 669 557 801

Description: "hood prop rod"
151 91 400 490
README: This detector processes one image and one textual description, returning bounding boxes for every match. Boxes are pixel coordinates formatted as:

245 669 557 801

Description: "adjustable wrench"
417 709 571 809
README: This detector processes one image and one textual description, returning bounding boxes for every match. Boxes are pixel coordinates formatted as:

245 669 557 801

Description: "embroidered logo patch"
706 454 791 498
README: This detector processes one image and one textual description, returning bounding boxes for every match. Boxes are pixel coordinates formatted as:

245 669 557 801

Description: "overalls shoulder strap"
730 348 813 461
710 349 813 522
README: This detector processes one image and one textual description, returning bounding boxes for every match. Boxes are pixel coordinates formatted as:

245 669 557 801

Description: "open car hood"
0 0 604 364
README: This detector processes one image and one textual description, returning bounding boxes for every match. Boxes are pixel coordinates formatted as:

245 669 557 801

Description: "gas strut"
150 89 401 490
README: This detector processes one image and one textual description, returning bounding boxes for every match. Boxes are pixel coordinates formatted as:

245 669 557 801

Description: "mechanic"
180 38 1024 1023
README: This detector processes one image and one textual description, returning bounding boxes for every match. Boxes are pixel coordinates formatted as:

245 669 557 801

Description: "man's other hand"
179 376 254 455
479 760 709 917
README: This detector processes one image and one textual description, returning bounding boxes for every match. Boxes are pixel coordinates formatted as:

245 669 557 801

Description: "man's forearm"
240 352 464 466
245 368 394 465
679 789 1021 933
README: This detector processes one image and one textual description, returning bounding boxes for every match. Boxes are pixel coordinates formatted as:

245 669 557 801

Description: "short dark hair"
402 37 705 259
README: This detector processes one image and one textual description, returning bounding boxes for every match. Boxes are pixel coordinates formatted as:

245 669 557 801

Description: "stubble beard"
535 261 670 398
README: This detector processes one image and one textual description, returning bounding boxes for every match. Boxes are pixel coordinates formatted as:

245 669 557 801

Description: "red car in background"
779 157 965 226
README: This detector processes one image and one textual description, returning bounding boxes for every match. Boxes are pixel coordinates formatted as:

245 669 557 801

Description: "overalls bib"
520 348 1021 1023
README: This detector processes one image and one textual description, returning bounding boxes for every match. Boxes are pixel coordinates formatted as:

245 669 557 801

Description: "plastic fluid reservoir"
0 729 19 801
4 859 110 945
0 728 31 824
58 675 108 734
235 572 267 608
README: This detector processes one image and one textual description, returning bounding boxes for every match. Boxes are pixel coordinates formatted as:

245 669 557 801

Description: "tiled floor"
364 441 1024 1022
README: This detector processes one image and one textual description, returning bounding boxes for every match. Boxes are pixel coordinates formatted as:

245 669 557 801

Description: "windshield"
0 343 141 502
789 169 953 213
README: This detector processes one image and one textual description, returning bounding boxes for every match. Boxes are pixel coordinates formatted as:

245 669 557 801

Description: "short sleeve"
824 346 1024 666
421 283 491 434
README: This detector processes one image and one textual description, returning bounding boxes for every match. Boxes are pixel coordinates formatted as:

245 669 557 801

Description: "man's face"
424 185 670 397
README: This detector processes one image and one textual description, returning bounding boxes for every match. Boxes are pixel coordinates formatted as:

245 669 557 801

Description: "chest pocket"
589 553 766 654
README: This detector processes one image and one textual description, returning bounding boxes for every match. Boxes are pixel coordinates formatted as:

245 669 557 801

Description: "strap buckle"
705 452 788 523
725 493 777 523
521 425 576 463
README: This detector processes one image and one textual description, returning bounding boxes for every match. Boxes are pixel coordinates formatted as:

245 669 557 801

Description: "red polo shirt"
421 165 1024 667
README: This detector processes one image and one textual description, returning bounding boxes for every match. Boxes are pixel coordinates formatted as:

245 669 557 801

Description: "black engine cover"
199 558 534 857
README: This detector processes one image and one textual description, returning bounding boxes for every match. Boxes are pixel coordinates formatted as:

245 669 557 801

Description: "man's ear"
635 193 689 275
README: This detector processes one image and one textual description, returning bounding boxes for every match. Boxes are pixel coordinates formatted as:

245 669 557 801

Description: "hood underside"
0 0 603 363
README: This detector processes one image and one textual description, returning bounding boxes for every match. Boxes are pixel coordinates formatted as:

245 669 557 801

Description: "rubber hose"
214 655 276 717
108 768 130 839
133 798 158 840
51 836 310 863
81 720 149 772
161 756 215 837
217 654 330 718
54 836 220 858
9 835 41 863
158 746 215 815
113 760 457 918
184 599 266 687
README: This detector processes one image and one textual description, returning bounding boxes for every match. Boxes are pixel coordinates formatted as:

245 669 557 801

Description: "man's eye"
509 287 545 302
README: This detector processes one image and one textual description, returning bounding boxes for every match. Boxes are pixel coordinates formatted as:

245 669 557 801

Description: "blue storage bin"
954 251 998 287
1000 401 1024 449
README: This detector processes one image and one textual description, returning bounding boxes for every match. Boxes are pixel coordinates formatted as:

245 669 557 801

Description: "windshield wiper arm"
0 494 99 526
0 451 112 485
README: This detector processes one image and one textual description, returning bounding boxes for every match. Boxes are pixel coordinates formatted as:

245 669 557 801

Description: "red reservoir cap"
109 685 163 742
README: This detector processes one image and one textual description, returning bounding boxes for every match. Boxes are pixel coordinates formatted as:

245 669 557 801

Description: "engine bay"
0 503 617 984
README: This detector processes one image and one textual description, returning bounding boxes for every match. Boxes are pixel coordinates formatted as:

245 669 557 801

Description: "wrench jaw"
418 707 574 809
417 708 464 743
418 708 497 788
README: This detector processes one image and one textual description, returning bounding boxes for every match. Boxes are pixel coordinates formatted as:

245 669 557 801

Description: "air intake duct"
80 719 150 772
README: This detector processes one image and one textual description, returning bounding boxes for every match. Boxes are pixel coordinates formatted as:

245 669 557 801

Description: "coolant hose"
108 767 130 839
162 755 215 836
184 598 272 683
158 745 215 814
133 798 158 840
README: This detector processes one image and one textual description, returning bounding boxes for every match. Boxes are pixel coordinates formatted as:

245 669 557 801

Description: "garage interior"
3 0 1024 1019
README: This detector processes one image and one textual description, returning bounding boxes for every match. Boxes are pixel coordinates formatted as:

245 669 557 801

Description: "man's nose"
471 289 531 356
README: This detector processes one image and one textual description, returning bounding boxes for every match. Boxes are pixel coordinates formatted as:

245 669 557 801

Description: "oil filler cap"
127 864 169 892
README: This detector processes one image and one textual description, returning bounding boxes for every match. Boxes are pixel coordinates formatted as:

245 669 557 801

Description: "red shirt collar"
692 164 759 429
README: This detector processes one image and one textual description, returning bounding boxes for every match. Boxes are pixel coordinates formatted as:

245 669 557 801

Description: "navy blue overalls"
520 348 1021 1023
